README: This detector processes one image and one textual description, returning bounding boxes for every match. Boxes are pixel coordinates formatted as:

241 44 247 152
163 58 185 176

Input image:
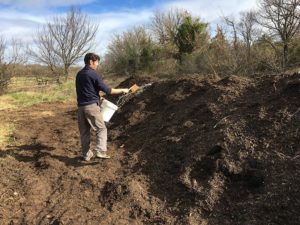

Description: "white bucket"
100 99 119 122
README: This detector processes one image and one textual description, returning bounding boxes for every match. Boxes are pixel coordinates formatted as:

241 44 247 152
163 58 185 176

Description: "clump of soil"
0 73 299 225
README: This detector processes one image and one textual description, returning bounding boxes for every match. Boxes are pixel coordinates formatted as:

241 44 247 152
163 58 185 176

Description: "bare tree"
224 16 239 51
0 36 7 94
31 7 98 82
150 8 188 44
0 37 4 63
150 7 190 59
0 37 27 94
257 0 300 67
237 11 258 60
105 26 157 75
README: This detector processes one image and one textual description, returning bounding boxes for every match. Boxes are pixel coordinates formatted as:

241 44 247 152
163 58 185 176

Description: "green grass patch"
4 80 76 107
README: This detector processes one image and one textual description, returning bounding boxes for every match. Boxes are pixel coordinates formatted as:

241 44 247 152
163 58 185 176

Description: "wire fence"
7 77 57 93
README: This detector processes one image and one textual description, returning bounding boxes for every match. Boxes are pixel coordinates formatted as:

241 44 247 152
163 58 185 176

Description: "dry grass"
0 123 15 148
0 96 17 110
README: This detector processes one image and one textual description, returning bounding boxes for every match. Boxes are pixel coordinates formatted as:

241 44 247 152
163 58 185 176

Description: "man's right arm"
110 88 130 94
94 72 129 95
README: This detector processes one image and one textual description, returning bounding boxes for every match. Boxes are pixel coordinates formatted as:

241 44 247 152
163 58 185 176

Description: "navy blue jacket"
76 65 112 107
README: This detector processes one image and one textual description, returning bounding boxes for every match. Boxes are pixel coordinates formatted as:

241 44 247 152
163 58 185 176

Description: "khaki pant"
77 103 107 156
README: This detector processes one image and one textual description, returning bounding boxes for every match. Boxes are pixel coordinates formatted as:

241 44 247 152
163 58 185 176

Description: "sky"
0 0 259 60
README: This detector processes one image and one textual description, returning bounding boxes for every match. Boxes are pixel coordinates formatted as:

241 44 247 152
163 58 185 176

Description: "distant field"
0 77 76 110
1 73 127 109
8 76 38 91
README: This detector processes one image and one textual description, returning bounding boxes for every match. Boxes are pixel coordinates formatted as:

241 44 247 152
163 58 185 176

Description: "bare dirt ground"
0 73 299 225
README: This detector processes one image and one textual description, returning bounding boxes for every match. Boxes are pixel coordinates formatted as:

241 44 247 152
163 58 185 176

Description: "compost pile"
107 73 300 224
0 73 299 225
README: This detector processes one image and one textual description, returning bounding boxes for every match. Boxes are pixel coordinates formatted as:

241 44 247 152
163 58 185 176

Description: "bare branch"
257 0 300 67
31 7 98 82
0 37 27 94
150 8 188 45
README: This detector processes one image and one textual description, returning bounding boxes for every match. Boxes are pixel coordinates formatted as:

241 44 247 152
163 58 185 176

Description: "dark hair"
84 53 100 65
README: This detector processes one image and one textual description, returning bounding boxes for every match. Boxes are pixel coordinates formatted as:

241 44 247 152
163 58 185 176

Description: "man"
76 53 129 161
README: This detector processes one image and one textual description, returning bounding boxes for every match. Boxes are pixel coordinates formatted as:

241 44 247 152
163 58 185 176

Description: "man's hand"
110 88 130 95
100 96 105 102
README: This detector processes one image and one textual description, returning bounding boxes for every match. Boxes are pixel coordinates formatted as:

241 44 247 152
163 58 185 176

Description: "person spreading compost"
76 52 129 161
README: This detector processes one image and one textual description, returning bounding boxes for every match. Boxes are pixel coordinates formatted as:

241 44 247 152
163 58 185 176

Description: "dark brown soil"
0 73 299 225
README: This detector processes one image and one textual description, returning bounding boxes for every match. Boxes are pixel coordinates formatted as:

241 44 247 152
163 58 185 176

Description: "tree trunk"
64 66 69 81
283 43 288 68
247 42 251 63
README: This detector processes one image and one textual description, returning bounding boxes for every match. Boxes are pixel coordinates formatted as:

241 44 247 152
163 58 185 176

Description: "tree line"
104 0 300 77
1 0 300 94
